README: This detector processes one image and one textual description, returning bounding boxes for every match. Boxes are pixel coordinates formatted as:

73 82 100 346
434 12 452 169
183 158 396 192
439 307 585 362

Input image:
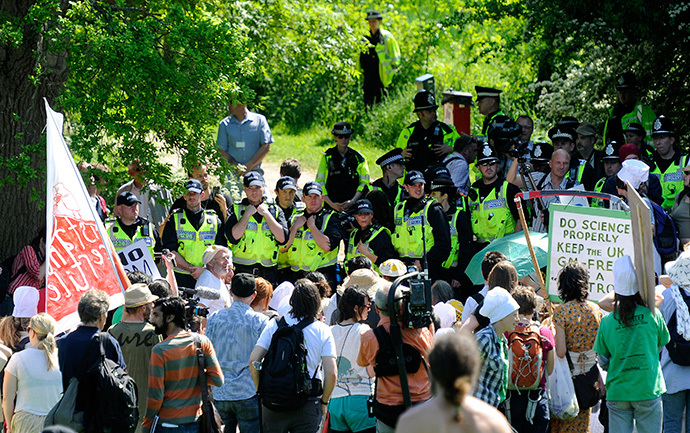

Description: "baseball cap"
354 199 374 214
243 171 264 188
404 170 425 185
116 191 141 206
303 181 323 196
184 179 203 194
231 273 256 298
276 176 297 191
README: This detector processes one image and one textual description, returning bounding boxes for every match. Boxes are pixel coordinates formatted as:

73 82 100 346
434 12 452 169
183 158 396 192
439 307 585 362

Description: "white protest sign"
546 204 634 302
117 240 162 279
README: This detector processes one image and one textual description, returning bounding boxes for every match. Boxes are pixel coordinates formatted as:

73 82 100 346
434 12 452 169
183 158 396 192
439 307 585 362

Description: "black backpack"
82 332 139 433
258 317 322 412
666 289 690 366
649 201 678 256
372 326 422 377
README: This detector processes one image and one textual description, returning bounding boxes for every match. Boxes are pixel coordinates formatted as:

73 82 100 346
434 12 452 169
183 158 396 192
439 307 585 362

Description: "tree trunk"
0 0 68 259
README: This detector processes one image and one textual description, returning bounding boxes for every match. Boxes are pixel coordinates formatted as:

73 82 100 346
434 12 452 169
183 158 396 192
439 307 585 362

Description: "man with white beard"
195 245 234 314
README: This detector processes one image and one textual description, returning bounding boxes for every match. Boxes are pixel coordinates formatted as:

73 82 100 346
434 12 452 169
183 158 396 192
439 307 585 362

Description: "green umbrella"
465 231 549 285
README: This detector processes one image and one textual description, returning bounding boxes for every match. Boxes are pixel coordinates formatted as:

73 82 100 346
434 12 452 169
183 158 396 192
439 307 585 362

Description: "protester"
2 313 61 433
552 262 602 433
472 287 519 408
206 273 269 433
250 277 278 319
594 256 669 433
461 260 518 333
5 228 46 316
327 285 376 433
195 245 233 314
107 283 161 433
397 331 512 433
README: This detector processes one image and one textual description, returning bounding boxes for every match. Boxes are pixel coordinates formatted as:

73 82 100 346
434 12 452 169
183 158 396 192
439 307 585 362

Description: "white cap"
617 159 649 190
479 287 519 324
12 286 39 318
613 255 638 296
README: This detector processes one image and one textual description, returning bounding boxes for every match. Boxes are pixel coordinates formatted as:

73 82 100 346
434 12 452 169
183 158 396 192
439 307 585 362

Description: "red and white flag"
44 99 129 333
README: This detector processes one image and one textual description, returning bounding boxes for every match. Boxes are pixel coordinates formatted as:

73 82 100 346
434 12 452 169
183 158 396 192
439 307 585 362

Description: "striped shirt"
473 325 508 407
8 245 44 294
142 332 223 428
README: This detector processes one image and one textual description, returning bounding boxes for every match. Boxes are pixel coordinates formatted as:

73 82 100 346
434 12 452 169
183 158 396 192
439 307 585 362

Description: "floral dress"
551 300 603 433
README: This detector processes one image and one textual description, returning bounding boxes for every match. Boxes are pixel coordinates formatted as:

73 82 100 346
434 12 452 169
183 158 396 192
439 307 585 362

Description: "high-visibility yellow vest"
346 224 390 273
230 203 280 267
651 154 689 210
287 209 339 272
470 181 516 243
375 29 400 87
392 199 435 259
173 209 220 273
106 218 155 257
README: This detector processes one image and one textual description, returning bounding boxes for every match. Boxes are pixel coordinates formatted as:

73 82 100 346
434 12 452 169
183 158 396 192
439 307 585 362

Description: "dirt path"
261 157 317 192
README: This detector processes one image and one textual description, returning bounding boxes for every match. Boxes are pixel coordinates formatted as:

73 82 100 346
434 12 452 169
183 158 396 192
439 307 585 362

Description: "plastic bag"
547 355 579 419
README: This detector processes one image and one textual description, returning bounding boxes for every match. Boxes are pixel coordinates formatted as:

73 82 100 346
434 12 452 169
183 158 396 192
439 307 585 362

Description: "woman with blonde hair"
2 313 62 433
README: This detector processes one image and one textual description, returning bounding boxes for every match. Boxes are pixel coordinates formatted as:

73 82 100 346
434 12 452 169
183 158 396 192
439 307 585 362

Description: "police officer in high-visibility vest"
603 72 656 147
225 172 288 286
346 199 396 274
360 10 400 106
548 125 596 191
475 86 505 136
600 143 664 206
473 143 523 249
391 170 451 281
650 115 688 210
396 90 460 173
624 122 655 166
592 141 622 207
161 179 226 289
106 191 161 257
284 181 345 287
429 176 473 294
274 175 305 283
371 148 406 210
315 122 370 213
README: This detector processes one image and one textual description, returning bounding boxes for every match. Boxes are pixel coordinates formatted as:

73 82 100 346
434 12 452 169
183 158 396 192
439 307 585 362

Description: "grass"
268 123 392 176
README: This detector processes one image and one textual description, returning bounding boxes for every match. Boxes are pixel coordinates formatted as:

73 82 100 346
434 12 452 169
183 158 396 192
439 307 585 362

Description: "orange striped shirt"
142 332 223 427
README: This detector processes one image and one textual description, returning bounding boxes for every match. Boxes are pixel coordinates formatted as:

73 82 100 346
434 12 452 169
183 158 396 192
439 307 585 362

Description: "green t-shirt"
593 305 669 401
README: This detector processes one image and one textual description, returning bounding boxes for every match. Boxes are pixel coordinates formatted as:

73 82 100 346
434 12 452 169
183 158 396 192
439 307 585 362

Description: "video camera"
179 287 212 331
488 116 528 160
396 275 433 329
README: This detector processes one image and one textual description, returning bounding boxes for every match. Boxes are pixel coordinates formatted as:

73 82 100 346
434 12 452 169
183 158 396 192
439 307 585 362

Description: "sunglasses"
479 161 498 167
335 134 352 139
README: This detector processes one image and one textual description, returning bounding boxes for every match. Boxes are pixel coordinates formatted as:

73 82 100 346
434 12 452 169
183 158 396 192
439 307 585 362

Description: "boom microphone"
180 286 222 300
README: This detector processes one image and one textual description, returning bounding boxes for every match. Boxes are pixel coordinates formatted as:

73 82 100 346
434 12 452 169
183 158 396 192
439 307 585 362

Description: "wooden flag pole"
626 181 656 312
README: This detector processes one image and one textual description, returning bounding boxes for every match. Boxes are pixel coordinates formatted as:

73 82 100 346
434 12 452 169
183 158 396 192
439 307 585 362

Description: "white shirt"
5 347 63 415
330 322 373 398
195 269 231 314
256 313 337 378
461 285 489 324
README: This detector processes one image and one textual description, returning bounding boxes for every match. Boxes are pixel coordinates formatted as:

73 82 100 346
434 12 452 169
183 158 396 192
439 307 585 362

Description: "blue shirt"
473 324 508 407
659 286 690 394
216 110 273 166
206 301 269 400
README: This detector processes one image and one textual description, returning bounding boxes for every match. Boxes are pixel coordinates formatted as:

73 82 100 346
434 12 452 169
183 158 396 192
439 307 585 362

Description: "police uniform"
371 148 407 210
603 72 656 147
650 115 687 210
470 144 521 249
106 217 159 257
225 198 288 285
287 206 343 284
315 123 370 205
475 86 505 135
360 10 401 106
396 90 460 173
391 171 451 281
345 200 396 273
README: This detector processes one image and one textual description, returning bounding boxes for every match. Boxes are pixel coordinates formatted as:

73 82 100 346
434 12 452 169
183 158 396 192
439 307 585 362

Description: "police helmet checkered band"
605 143 614 156
534 145 543 158
379 155 403 166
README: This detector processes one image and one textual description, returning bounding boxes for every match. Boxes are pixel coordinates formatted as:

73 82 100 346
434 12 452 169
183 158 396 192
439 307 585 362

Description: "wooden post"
626 182 656 312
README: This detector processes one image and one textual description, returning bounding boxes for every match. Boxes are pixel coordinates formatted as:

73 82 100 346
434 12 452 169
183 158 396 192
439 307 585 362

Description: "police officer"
346 199 396 274
316 122 370 213
603 71 656 147
284 181 345 287
106 191 160 257
360 10 401 106
371 148 406 209
429 176 473 292
592 141 622 207
396 90 460 173
472 143 522 250
162 179 226 288
274 175 305 283
225 172 288 286
391 170 451 281
649 115 688 210
475 86 505 135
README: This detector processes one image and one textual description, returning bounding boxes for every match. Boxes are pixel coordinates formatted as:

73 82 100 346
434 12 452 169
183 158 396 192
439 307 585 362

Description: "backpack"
45 333 138 433
258 317 322 412
81 333 139 433
506 321 544 390
666 288 690 366
649 201 678 256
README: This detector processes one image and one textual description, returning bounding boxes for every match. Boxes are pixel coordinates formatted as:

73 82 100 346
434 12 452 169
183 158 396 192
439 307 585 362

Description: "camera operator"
357 283 434 433
470 143 523 252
